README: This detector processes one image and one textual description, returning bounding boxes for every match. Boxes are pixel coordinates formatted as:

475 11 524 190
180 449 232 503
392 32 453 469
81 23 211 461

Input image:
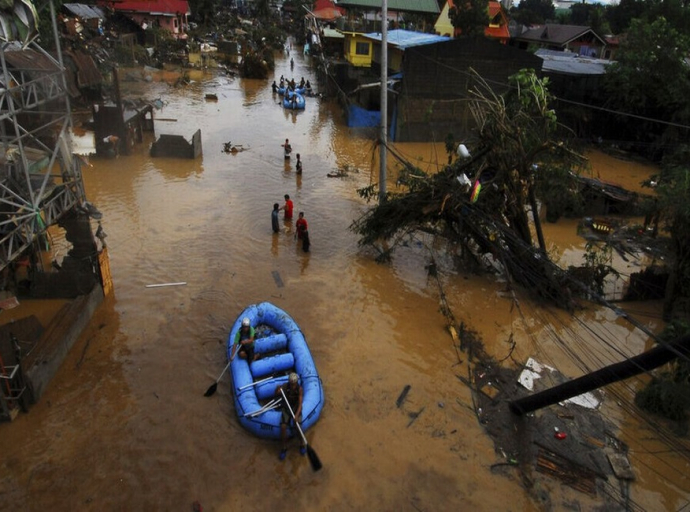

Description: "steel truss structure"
0 0 86 273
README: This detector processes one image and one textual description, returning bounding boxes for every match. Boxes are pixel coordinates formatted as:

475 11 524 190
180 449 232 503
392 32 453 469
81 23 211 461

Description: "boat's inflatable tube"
228 302 324 439
282 92 305 110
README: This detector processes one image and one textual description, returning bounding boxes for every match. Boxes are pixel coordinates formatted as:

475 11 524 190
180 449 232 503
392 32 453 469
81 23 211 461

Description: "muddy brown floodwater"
1 50 688 512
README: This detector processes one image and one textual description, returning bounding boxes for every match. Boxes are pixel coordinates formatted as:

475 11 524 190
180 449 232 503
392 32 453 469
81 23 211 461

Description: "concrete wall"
25 284 103 402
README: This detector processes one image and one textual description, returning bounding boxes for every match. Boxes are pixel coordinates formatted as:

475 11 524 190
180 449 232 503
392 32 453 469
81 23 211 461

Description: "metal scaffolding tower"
0 0 87 273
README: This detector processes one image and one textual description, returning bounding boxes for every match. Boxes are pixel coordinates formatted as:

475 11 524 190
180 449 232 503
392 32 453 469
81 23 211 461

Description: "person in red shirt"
280 194 293 220
295 212 307 239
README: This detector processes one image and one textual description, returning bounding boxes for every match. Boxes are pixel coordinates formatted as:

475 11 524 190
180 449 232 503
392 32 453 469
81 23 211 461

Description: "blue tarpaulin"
347 104 380 128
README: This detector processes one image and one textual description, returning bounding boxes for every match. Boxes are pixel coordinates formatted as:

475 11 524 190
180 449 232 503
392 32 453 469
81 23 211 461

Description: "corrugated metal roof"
64 50 103 88
2 47 81 98
323 28 344 39
3 47 61 73
335 0 439 14
364 29 450 49
536 49 612 75
63 3 105 19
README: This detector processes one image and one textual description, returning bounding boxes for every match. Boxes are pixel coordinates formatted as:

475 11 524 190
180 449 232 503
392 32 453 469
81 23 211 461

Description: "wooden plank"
98 247 113 296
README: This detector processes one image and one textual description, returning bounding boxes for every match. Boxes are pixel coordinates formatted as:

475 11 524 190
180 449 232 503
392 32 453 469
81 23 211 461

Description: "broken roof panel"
63 3 105 20
363 29 450 50
322 28 344 39
536 49 612 75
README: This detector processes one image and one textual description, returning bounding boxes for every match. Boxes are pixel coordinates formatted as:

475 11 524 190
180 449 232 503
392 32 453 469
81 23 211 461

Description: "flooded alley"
0 49 688 512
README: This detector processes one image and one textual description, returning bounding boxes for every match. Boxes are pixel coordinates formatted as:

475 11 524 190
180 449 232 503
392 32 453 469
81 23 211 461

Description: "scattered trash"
396 384 411 408
406 407 425 428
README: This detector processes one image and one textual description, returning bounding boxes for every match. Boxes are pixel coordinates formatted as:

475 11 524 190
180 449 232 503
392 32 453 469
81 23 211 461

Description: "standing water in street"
0 51 685 512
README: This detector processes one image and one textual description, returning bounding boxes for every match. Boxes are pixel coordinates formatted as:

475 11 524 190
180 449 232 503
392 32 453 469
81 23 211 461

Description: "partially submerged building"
0 18 110 421
338 29 542 142
105 0 191 41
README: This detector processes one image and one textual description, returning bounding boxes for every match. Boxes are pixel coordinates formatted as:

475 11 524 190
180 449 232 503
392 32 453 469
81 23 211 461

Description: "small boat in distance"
228 302 324 439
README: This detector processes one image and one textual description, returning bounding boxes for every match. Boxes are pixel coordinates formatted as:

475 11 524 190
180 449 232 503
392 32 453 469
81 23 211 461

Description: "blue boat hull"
283 91 305 110
228 302 324 439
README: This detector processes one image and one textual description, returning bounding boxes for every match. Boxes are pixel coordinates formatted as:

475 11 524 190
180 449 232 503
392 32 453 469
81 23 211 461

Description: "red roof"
110 0 190 14
488 2 501 17
314 0 345 15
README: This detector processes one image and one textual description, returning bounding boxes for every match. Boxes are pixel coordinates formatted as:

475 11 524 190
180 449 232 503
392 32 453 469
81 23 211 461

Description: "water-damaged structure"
0 1 110 421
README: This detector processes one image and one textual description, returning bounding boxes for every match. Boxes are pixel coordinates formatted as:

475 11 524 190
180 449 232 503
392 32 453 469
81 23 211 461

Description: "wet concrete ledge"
25 284 104 402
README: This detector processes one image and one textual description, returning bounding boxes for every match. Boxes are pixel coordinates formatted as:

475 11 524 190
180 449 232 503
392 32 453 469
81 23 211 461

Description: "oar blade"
204 382 218 397
307 445 322 472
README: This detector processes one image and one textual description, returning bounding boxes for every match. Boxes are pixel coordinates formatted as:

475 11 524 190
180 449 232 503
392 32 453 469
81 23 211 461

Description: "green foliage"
657 146 690 241
635 378 690 424
581 241 617 296
603 17 690 158
655 145 690 318
189 0 219 25
352 69 581 254
635 320 690 426
569 3 611 35
510 0 555 25
534 160 584 222
604 0 690 34
635 320 690 422
472 69 559 174
449 0 490 38
604 0 648 34
113 44 150 66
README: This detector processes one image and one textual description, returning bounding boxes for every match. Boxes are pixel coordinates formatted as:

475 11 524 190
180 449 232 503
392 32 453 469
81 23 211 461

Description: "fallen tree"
351 69 593 308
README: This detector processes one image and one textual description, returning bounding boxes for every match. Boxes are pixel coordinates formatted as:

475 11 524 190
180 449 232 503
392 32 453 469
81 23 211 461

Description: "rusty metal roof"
64 50 103 88
2 46 62 74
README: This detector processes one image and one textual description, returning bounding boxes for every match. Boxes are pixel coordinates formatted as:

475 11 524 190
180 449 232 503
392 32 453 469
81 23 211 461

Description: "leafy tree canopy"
449 0 490 38
604 0 690 34
510 0 555 25
569 4 611 35
603 17 690 156
188 0 219 25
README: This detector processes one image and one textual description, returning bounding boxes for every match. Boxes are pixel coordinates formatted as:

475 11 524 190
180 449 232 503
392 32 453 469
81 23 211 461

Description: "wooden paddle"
204 359 231 397
280 388 322 471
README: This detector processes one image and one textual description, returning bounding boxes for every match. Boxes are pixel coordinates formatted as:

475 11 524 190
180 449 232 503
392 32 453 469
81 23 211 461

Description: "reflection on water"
0 51 685 511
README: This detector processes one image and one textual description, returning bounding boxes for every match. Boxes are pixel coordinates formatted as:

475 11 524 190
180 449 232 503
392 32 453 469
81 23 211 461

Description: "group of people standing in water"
272 144 310 252
271 75 313 96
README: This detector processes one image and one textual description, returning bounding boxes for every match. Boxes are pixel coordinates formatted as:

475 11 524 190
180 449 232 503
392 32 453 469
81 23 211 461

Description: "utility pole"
510 335 690 415
378 0 388 202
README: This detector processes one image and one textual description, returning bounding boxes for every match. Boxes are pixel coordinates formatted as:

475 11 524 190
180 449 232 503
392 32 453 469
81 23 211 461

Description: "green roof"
334 0 440 14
